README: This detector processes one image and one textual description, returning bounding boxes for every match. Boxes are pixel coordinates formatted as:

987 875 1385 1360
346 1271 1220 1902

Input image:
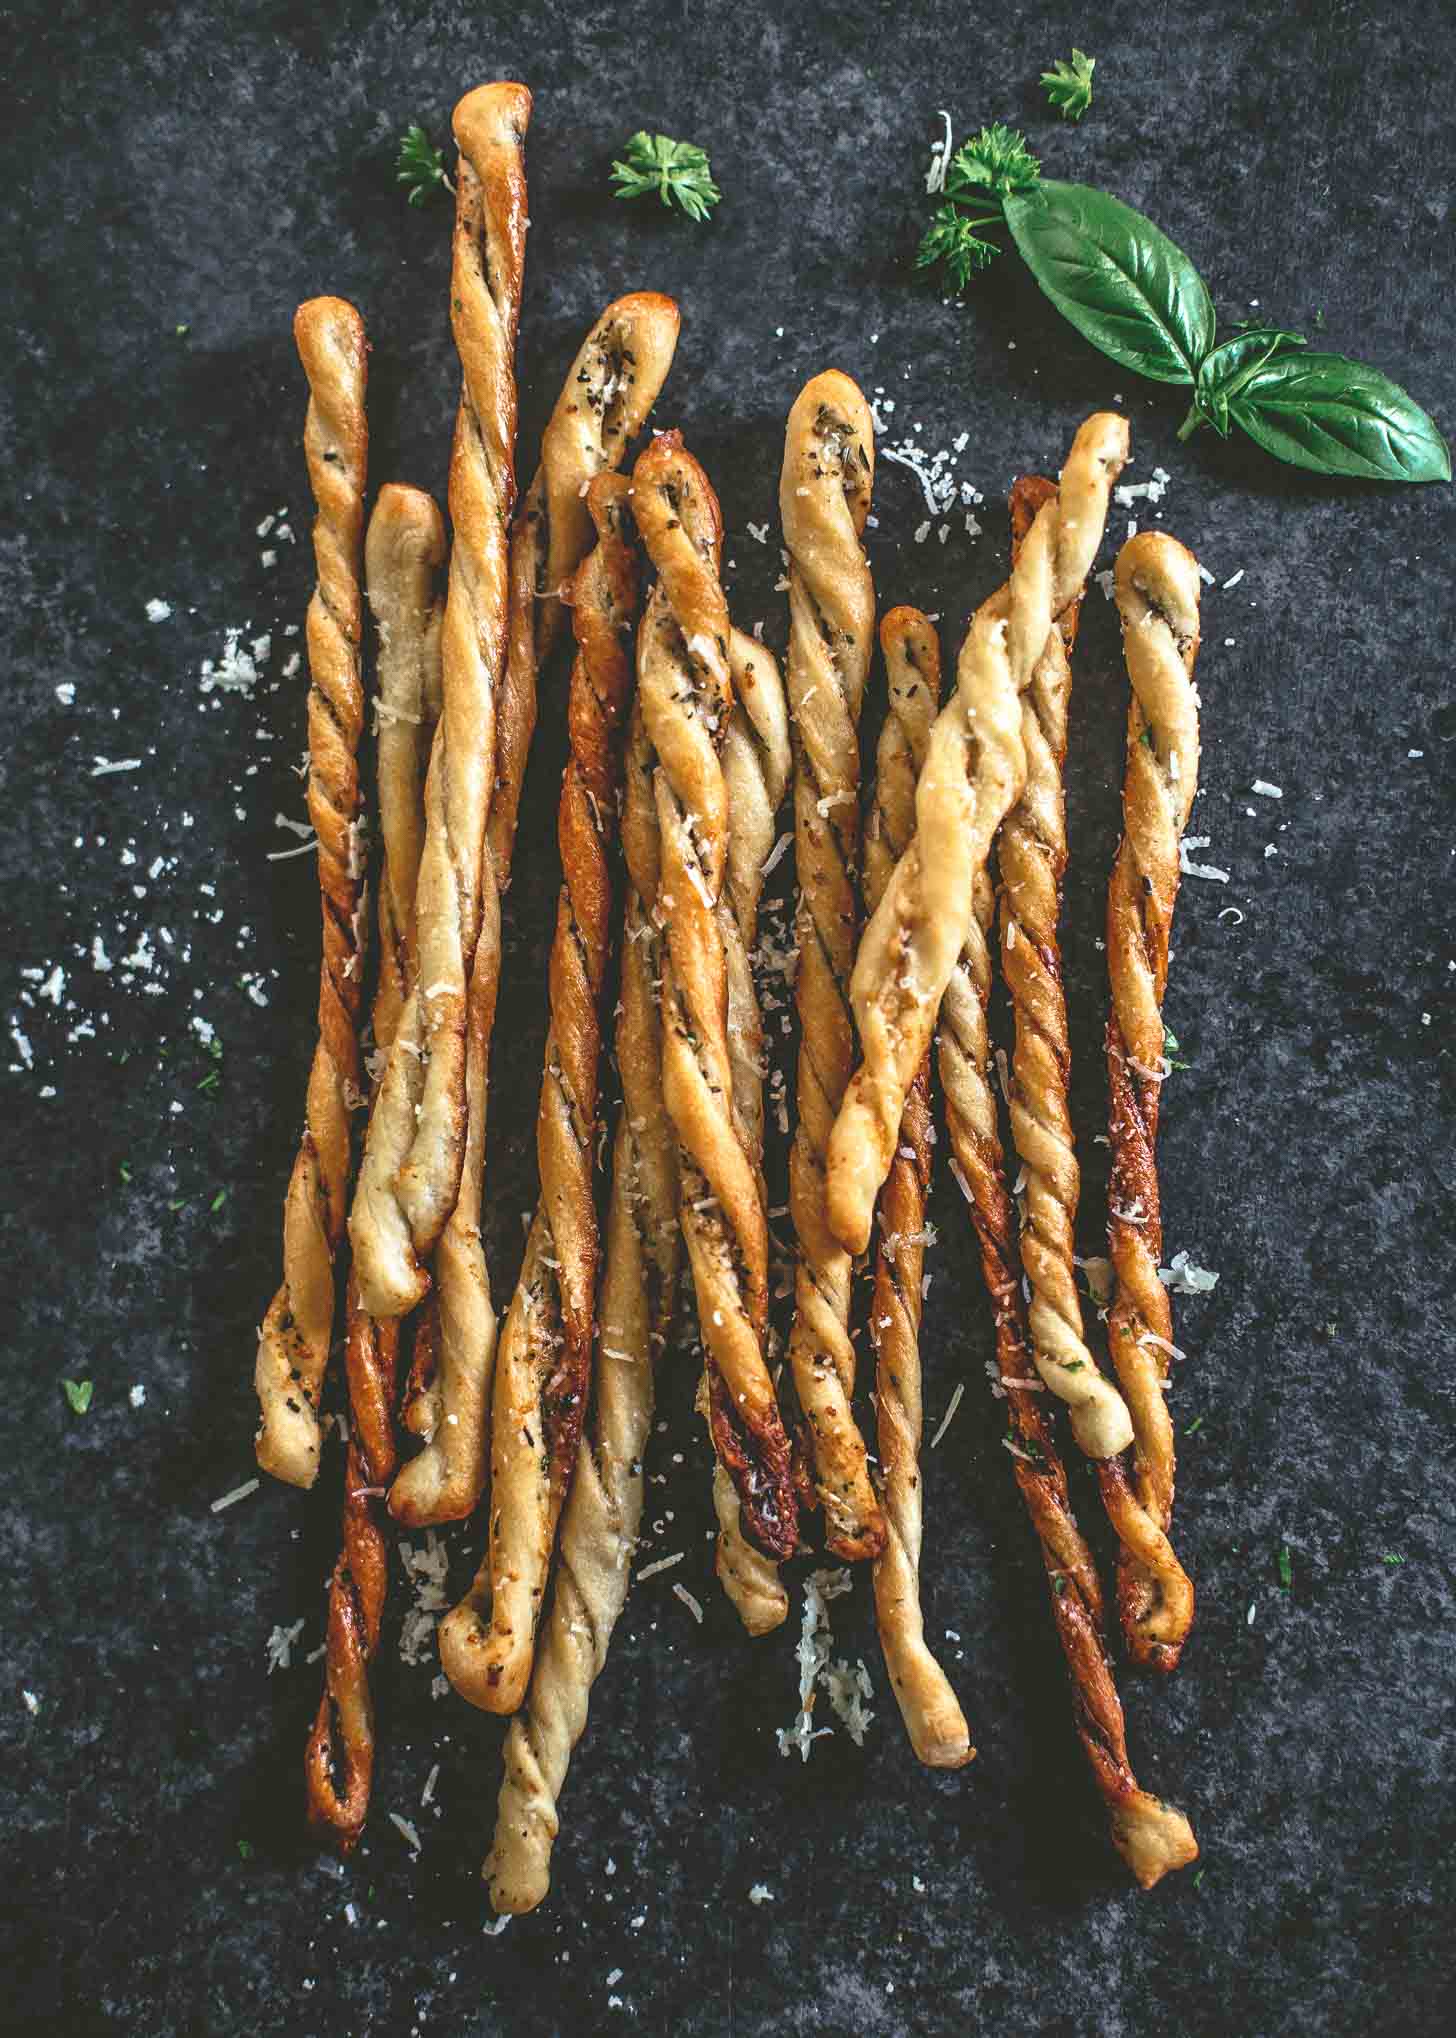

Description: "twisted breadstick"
826 413 1130 1267
706 629 793 1634
255 297 368 1488
305 485 445 1848
780 372 885 1561
441 477 641 1711
938 859 1198 1888
486 698 683 1911
865 609 971 1768
489 292 681 885
350 81 530 1322
634 432 799 1563
997 477 1134 1460
1097 532 1203 1671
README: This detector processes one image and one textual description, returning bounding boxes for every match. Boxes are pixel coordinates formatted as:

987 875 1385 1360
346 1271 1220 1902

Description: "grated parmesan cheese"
929 1382 964 1450
210 1478 260 1513
636 1551 684 1583
265 1619 305 1673
1158 1251 1220 1295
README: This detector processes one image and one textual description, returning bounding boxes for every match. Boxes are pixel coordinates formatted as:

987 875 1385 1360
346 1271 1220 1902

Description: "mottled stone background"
4 2 1453 2032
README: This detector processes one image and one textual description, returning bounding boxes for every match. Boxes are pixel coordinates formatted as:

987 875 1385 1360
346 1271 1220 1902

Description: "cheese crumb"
265 1619 305 1673
748 1884 775 1904
145 599 172 622
129 1383 146 1408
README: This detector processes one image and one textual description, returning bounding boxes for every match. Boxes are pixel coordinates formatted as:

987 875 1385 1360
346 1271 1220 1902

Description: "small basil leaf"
1194 386 1232 438
1003 180 1215 385
1229 352 1451 482
1196 329 1307 403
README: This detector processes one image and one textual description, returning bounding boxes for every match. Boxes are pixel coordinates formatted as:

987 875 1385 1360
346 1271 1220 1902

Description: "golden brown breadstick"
634 432 799 1564
1097 532 1203 1671
998 476 1134 1458
485 707 682 1912
825 413 1130 1264
349 81 530 1323
780 371 886 1561
865 608 971 1769
305 485 445 1848
938 853 1198 1888
440 477 641 1711
254 296 368 1489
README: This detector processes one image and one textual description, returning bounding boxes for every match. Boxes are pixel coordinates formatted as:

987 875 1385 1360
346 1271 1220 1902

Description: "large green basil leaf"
1229 352 1451 481
1192 329 1307 436
1002 180 1215 385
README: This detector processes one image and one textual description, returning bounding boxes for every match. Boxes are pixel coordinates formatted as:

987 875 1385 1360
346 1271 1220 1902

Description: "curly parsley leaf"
62 1379 94 1415
1041 50 1096 122
396 125 452 208
945 123 1041 203
610 132 720 222
917 205 1004 289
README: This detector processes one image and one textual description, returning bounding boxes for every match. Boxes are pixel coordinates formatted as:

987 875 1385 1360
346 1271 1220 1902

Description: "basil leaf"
1229 352 1451 482
1193 329 1307 437
1003 180 1215 385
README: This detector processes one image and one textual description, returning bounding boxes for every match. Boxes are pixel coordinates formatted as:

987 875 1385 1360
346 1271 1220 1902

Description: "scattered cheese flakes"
824 1656 875 1745
672 1582 705 1623
748 1883 775 1905
210 1477 260 1513
129 1383 146 1408
1197 564 1216 585
389 1812 422 1856
636 1551 684 1584
483 1915 511 1936
55 682 76 705
1251 780 1282 799
746 521 770 544
1095 568 1116 602
199 626 263 696
1158 1251 1220 1295
22 1690 40 1715
1222 568 1246 590
777 1567 853 1762
762 833 792 879
344 1902 357 1927
145 598 172 622
1179 836 1230 883
398 1530 450 1665
421 1763 440 1808
1247 1601 1257 1627
265 1619 305 1673
91 757 143 777
929 1382 965 1451
1076 1255 1115 1306
1408 747 1424 760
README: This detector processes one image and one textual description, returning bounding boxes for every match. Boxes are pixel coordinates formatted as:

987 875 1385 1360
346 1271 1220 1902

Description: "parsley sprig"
1041 50 1096 122
610 132 720 222
396 125 453 207
916 126 1039 288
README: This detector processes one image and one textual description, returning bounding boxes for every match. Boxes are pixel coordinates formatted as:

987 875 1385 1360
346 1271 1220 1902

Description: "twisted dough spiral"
441 477 641 1712
826 413 1130 1265
938 839 1198 1889
255 296 368 1489
305 485 445 1848
634 432 799 1563
998 476 1134 1459
866 608 972 1769
349 82 530 1321
1097 532 1203 1671
780 371 886 1561
486 700 682 1912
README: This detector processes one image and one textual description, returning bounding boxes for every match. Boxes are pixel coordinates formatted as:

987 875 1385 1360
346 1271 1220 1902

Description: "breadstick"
1097 532 1202 1670
485 698 683 1911
705 629 793 1634
938 856 1198 1889
780 372 886 1561
440 476 642 1711
826 413 1130 1264
305 485 445 1847
865 608 972 1769
997 477 1135 1459
349 81 530 1323
254 296 368 1489
634 432 799 1564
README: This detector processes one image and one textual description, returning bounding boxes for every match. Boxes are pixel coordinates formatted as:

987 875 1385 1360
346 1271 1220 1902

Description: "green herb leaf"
917 204 1004 290
1002 179 1215 385
1193 1868 1206 1888
62 1378 94 1415
396 125 451 208
1041 49 1096 122
1163 1024 1191 1071
1383 1553 1405 1566
119 1162 132 1184
1227 350 1451 482
237 1839 253 1861
610 132 720 222
1185 1414 1205 1435
175 323 190 337
1188 329 1307 439
211 1189 229 1214
196 1070 221 1093
944 124 1041 203
1277 1545 1293 1590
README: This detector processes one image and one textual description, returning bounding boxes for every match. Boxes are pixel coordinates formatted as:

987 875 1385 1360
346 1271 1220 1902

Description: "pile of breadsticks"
254 78 1209 1907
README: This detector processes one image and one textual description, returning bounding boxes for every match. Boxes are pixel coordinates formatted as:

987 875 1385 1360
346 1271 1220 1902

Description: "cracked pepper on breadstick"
440 476 642 1713
825 413 1130 1282
387 291 680 1529
938 853 1197 1889
254 296 368 1489
997 475 1135 1457
780 371 886 1561
1097 531 1203 1671
305 485 445 1848
866 607 972 1769
634 431 799 1564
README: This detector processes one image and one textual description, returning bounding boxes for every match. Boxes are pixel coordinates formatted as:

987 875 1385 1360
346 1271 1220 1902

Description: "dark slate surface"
4 2 1453 2032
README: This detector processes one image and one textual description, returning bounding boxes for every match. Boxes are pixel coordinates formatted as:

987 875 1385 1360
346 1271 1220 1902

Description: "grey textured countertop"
5 2 1453 2032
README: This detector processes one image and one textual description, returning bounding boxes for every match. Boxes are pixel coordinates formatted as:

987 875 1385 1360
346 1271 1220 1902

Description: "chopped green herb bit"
196 1070 221 1093
1383 1553 1405 1566
1193 1868 1206 1888
610 132 721 222
1040 48 1096 122
210 1189 229 1214
396 124 452 207
1185 1414 1205 1435
1277 1545 1293 1590
119 1162 132 1183
62 1379 94 1415
175 323 190 336
236 1839 253 1861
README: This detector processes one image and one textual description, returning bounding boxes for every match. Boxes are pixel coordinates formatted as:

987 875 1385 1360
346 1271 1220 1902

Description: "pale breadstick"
254 296 368 1489
1097 532 1202 1670
305 486 445 1847
825 414 1130 1277
780 371 886 1560
865 608 971 1769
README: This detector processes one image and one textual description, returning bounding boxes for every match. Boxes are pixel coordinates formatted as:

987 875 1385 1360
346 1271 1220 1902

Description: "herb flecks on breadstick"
781 371 886 1562
634 431 799 1565
867 608 972 1769
825 412 1129 1270
254 296 368 1490
1097 531 1203 1671
998 475 1133 1458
